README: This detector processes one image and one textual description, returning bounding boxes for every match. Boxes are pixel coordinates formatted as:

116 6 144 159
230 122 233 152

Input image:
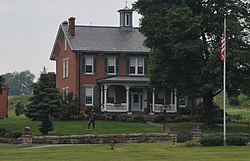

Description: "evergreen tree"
134 0 250 126
26 68 62 135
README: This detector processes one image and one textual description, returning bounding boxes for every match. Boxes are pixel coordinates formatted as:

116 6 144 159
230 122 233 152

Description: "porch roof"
97 76 150 85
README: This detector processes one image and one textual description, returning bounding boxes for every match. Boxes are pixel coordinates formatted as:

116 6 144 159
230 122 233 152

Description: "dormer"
118 5 133 30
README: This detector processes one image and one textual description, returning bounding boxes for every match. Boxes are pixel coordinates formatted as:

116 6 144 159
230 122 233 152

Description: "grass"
0 143 250 161
169 122 250 133
214 92 250 120
0 114 162 136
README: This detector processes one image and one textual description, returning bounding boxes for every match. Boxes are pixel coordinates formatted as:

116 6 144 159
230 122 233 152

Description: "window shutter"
104 57 107 74
126 57 130 74
116 57 119 75
93 86 96 105
144 58 148 75
93 57 96 74
82 57 85 74
82 87 85 105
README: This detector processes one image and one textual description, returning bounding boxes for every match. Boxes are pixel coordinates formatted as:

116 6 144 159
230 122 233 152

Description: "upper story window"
105 57 119 75
128 58 144 75
85 57 94 74
107 57 116 74
63 58 69 78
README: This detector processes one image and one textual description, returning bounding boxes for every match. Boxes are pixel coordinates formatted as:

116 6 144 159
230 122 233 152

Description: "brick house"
0 85 8 118
50 5 201 113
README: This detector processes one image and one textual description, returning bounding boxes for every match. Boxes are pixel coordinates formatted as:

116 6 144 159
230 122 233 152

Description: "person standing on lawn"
88 109 96 130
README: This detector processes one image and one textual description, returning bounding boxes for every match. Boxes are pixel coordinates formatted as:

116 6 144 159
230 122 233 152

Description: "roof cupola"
118 4 133 30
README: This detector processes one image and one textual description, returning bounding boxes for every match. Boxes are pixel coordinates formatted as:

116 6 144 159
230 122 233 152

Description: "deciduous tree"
134 0 250 126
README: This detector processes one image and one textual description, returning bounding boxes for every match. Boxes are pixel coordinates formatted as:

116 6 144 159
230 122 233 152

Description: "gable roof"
50 24 150 60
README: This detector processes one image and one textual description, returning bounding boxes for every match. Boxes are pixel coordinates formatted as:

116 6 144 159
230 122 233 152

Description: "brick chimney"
68 17 76 36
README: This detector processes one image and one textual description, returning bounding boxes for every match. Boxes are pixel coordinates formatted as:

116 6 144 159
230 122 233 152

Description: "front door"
130 92 142 112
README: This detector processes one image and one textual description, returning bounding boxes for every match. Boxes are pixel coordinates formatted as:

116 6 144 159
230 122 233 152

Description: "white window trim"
107 57 116 75
63 58 69 78
85 87 94 106
85 57 94 74
129 58 144 75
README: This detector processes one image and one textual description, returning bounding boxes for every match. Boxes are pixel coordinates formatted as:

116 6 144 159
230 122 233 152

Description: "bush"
152 114 165 123
184 140 200 147
178 107 191 115
116 114 131 122
200 136 224 146
227 136 248 146
175 115 191 122
0 128 22 138
131 114 145 122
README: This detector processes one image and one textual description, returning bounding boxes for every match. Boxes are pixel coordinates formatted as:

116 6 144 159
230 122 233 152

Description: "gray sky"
0 0 140 78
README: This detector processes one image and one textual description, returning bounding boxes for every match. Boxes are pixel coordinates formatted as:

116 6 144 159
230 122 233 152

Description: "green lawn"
0 114 162 136
0 143 250 161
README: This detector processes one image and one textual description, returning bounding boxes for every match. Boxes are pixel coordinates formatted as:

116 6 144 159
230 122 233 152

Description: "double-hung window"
63 58 69 78
107 57 116 74
107 86 115 103
85 57 94 74
129 58 144 75
62 87 69 100
85 87 93 105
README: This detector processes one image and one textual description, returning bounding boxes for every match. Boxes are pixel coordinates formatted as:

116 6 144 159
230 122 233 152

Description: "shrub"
184 140 200 147
116 114 131 122
144 115 154 122
0 128 22 138
175 115 191 122
200 136 224 146
152 114 165 123
131 114 145 122
227 136 248 146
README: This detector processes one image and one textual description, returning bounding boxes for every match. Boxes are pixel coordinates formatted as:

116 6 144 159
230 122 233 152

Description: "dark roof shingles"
62 25 149 53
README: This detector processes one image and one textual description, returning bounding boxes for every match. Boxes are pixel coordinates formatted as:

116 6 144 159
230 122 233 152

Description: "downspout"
78 53 81 110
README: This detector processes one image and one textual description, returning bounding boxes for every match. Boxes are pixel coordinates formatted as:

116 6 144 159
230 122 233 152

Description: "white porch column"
152 88 155 112
171 90 173 104
104 85 108 111
126 85 130 112
174 89 177 112
101 85 104 111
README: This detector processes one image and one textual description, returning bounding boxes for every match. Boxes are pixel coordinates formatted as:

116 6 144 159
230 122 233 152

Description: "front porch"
97 76 177 113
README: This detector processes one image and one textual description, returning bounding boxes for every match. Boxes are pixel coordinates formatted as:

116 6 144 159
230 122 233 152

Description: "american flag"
221 36 225 61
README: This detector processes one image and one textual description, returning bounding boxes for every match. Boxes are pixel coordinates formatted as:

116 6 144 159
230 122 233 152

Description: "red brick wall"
0 85 8 118
56 36 78 98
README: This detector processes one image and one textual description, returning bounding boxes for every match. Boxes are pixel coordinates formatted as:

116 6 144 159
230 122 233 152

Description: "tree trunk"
203 93 214 127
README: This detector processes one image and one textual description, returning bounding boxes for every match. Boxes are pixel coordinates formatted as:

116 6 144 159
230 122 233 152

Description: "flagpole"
223 14 227 146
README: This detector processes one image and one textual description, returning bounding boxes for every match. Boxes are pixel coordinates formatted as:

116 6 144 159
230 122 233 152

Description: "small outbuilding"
0 85 8 118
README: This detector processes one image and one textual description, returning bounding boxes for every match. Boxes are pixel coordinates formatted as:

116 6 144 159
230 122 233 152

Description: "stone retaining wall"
27 133 173 144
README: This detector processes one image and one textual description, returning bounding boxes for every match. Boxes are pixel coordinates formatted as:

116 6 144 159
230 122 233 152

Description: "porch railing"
102 103 128 112
151 104 177 113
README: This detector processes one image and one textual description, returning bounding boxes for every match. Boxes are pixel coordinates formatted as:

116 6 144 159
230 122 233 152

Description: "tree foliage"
25 68 62 135
134 0 250 125
2 70 35 96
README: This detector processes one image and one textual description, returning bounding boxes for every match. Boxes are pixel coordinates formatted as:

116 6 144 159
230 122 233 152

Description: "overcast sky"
0 0 140 78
